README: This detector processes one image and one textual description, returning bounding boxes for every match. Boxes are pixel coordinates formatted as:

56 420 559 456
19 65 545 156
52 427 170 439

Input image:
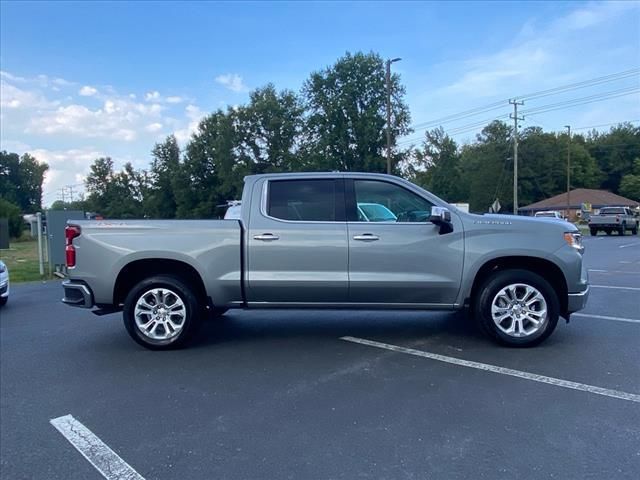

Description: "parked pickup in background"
62 173 589 349
588 206 638 236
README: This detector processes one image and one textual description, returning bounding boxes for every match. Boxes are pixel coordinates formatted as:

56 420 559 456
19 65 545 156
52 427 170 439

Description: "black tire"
0 296 7 307
123 275 202 350
605 229 612 235
474 269 559 347
633 225 638 235
590 228 597 236
618 225 625 235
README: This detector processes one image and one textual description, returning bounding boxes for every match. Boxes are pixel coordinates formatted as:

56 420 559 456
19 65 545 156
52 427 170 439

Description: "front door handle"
253 233 279 241
353 234 379 241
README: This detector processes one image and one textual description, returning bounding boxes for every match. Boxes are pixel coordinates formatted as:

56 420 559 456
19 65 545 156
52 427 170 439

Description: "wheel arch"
467 256 568 315
113 258 208 307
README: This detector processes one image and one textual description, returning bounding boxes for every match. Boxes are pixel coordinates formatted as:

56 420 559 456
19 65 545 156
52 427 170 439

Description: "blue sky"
1 0 639 205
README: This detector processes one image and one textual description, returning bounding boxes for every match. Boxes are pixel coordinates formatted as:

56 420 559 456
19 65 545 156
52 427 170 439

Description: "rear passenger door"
247 178 349 304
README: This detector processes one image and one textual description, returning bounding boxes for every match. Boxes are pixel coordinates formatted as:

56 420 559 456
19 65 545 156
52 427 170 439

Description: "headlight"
0 262 6 273
564 232 583 252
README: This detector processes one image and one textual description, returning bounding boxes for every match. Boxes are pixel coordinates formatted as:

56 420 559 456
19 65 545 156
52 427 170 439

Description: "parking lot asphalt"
1 235 639 480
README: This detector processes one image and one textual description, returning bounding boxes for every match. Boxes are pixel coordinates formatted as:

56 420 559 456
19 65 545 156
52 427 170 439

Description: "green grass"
0 238 51 283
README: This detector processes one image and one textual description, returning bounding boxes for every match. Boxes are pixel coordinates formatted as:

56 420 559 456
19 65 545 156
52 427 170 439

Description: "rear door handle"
253 233 279 241
353 234 379 241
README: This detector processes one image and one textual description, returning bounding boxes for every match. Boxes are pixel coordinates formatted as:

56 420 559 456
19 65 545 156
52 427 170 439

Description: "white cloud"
26 95 167 142
0 81 59 109
26 146 106 204
165 96 183 104
145 122 163 133
145 90 160 101
215 73 249 93
79 85 98 96
175 104 205 144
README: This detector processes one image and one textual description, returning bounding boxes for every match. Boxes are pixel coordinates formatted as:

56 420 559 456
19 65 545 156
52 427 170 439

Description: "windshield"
535 212 556 217
600 208 625 215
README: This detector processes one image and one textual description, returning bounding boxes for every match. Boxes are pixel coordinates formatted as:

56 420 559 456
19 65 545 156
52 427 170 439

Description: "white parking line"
50 414 144 480
588 269 640 274
591 285 640 291
340 336 640 404
573 313 640 324
619 242 640 249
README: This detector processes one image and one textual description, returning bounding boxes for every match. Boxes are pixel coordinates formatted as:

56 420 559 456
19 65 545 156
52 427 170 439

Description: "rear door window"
267 179 342 222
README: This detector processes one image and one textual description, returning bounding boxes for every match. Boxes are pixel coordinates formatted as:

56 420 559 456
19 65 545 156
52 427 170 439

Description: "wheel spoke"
137 298 154 311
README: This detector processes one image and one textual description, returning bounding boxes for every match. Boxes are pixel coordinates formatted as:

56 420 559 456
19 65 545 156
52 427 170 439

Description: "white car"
0 260 9 307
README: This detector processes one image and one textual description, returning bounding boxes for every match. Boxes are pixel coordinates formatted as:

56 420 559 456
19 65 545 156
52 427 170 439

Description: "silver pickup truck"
588 206 638 236
62 173 589 349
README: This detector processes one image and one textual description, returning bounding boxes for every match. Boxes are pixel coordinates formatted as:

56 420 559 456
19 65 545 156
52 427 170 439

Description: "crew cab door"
247 177 349 304
346 178 464 305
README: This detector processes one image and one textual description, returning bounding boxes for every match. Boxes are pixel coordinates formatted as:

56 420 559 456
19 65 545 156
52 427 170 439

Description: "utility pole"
385 57 401 174
59 187 66 204
509 99 524 214
565 125 571 220
66 185 75 203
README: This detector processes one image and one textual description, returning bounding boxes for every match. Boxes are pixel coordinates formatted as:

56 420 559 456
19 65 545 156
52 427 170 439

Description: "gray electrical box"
0 218 9 250
46 210 85 271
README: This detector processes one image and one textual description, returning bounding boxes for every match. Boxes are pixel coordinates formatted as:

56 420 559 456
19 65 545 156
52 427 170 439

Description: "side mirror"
429 206 453 234
429 206 451 224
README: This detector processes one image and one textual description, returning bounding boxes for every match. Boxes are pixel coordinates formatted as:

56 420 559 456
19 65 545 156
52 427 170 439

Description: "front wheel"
474 269 559 347
123 275 202 350
0 296 7 307
590 228 597 236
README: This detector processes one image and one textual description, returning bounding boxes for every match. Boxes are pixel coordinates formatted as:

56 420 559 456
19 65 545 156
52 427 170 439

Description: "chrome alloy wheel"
490 283 548 338
134 288 186 341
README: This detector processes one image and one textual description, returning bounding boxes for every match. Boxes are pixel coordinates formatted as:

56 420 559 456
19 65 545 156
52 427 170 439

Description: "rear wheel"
590 228 597 236
633 225 638 235
474 269 559 347
123 275 202 350
605 229 612 235
618 225 625 235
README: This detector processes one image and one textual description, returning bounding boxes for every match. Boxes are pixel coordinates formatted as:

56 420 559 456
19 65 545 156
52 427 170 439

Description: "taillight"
615 215 620 223
65 225 81 268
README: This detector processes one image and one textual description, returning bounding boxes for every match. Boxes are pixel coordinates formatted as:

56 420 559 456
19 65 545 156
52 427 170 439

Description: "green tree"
619 158 640 200
587 123 640 193
409 128 463 202
237 84 304 174
85 158 146 218
178 110 239 218
302 51 412 172
0 151 49 213
146 135 180 218
458 121 513 212
0 198 23 238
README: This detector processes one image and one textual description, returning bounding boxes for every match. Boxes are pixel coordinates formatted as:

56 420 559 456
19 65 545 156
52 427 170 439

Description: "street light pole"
386 57 401 174
565 125 571 220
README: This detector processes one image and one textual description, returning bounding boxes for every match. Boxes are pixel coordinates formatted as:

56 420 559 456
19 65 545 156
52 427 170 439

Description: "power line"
521 87 640 115
436 90 638 140
408 67 639 131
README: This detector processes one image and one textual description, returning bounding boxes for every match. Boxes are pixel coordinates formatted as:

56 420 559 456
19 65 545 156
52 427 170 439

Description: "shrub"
0 198 23 239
